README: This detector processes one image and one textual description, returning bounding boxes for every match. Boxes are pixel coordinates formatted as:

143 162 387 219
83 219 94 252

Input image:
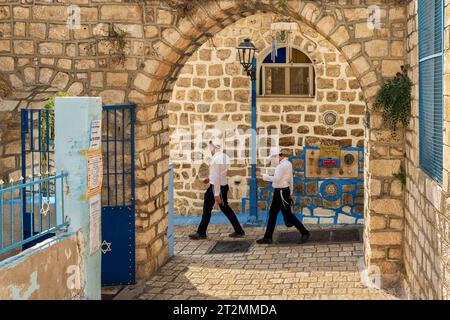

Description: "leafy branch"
278 0 287 9
373 65 413 132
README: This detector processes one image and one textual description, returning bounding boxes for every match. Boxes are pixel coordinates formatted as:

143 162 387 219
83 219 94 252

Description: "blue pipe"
247 58 262 226
168 162 174 257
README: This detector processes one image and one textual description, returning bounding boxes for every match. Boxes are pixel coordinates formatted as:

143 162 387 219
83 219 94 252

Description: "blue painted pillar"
168 162 174 257
54 97 102 300
248 58 260 226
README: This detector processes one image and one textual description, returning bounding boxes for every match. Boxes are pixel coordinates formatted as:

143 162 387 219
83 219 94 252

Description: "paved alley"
119 226 402 300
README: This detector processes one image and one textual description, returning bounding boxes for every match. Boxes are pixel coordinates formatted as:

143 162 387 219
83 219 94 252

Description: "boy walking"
189 139 246 240
256 147 310 244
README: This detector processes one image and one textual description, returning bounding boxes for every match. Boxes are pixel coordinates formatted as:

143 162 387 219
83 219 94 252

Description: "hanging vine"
105 26 130 66
373 65 413 132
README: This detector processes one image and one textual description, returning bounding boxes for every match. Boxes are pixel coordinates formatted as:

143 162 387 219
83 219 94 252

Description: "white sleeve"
262 167 282 184
210 161 221 197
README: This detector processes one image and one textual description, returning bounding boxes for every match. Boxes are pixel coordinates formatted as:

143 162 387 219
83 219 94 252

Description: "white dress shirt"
263 158 294 195
209 151 231 196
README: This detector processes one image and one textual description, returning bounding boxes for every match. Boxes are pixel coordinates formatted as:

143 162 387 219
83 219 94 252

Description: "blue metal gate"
21 109 56 248
101 104 136 286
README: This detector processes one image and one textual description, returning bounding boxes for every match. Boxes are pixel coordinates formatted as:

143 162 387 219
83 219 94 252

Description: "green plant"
393 165 406 186
40 92 69 176
278 0 287 9
161 0 196 17
373 65 413 132
107 27 129 65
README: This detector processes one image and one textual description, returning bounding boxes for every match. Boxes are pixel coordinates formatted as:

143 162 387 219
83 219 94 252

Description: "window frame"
418 0 445 185
258 46 316 98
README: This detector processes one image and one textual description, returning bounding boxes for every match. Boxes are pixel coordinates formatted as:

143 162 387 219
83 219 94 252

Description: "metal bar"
122 109 125 206
30 177 34 238
106 109 110 206
0 183 3 249
0 173 66 190
30 112 35 226
168 162 174 257
47 177 50 231
0 223 69 256
38 175 42 233
130 105 135 203
30 110 34 153
38 110 42 172
114 108 118 206
53 174 57 228
46 109 50 173
10 187 13 245
248 58 260 226
103 105 133 110
21 109 28 239
20 186 24 241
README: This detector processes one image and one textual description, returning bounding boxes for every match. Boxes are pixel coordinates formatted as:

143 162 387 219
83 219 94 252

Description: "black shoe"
189 232 207 240
229 231 245 238
298 232 310 244
256 238 273 244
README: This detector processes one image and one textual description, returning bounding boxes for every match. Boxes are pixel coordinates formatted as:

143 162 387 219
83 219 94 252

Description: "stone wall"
0 232 85 300
0 1 170 279
169 13 366 216
0 0 408 282
402 0 450 299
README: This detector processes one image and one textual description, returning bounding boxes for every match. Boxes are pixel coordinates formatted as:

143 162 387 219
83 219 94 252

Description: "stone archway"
134 0 407 285
0 0 408 285
168 12 367 218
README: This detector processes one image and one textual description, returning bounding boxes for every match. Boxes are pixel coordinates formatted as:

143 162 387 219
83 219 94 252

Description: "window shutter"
418 0 444 184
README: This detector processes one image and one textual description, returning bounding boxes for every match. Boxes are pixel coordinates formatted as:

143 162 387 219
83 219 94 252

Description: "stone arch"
0 0 407 284
167 11 366 217
135 0 407 284
148 1 383 107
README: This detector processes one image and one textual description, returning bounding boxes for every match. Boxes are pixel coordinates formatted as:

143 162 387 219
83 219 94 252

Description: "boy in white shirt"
189 139 245 240
256 147 310 244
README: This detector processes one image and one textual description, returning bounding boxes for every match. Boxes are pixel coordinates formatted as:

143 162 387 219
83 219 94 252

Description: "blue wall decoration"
242 147 365 225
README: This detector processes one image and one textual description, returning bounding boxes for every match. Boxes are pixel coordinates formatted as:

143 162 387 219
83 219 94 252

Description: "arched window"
259 47 315 97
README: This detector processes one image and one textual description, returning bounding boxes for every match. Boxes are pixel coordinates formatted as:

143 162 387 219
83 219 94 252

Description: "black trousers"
264 187 309 239
197 185 244 236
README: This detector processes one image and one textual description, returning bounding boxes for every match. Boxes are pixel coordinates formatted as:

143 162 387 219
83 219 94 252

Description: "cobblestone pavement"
123 225 402 300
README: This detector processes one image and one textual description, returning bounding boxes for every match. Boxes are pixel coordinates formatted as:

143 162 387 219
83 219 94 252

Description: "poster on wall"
89 194 101 255
89 119 102 150
86 149 103 198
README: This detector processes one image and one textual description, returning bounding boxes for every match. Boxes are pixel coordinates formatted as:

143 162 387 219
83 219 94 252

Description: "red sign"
322 159 338 167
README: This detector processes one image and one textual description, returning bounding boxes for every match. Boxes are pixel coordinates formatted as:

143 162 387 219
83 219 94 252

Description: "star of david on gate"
101 240 112 254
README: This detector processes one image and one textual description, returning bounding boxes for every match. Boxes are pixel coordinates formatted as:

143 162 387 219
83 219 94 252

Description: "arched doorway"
133 1 406 287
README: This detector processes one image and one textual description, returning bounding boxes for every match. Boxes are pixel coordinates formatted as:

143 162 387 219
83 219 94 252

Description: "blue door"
101 104 136 286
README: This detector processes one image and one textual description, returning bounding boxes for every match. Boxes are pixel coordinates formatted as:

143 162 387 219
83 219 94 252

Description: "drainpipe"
168 162 174 257
247 58 262 226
